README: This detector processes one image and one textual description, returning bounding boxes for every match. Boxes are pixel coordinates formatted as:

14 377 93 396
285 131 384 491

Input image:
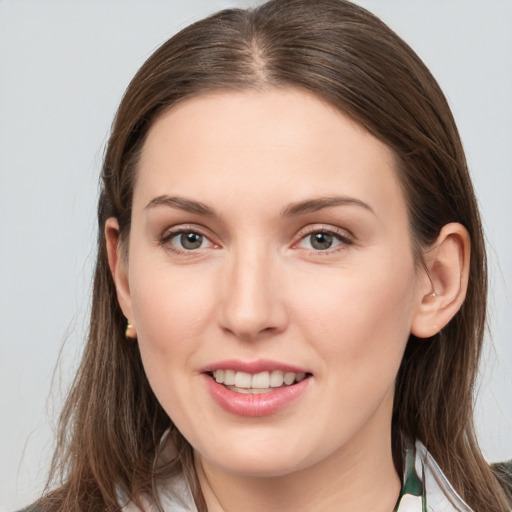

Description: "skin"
106 89 470 512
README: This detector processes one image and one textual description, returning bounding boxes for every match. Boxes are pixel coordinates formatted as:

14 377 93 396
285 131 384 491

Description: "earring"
125 323 137 340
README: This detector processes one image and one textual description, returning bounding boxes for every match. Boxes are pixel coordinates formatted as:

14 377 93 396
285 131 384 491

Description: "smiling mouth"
208 369 311 394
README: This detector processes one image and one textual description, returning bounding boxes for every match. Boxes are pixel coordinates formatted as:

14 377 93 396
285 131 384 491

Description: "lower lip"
203 374 311 417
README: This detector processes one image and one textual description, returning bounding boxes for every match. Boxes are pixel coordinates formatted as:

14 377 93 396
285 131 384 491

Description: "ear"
411 222 470 338
105 217 135 326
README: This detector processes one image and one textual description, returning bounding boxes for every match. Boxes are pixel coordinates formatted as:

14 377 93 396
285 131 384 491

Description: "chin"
213 455 307 478
194 432 318 478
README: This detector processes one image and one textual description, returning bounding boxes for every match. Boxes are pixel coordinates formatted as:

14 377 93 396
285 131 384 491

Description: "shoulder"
492 460 512 494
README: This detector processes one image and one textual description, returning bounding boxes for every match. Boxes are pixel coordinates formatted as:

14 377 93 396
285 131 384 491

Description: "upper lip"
201 359 310 374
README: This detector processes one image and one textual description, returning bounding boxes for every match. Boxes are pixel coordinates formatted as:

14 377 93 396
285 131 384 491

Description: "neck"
194 426 401 512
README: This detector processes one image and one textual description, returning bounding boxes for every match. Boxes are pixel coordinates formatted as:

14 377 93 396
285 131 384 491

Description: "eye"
174 231 205 250
160 228 215 253
308 232 336 250
296 228 352 252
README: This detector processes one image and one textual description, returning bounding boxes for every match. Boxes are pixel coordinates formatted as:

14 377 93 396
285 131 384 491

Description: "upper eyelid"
161 223 212 238
295 224 354 240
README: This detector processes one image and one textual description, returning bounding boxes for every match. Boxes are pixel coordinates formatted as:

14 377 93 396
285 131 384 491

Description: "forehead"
135 88 405 221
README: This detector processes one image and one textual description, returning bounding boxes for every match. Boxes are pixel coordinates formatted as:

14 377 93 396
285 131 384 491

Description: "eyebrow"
145 195 216 216
282 196 375 217
144 194 374 218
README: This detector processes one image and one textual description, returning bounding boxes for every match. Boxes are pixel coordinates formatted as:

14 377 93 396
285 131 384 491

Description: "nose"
218 245 288 341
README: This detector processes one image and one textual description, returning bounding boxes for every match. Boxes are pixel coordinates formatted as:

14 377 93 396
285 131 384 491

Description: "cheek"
128 261 216 363
287 259 417 442
290 257 417 368
126 262 219 424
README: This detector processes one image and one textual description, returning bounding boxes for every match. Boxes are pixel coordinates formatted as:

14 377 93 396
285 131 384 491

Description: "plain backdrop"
1 1 511 510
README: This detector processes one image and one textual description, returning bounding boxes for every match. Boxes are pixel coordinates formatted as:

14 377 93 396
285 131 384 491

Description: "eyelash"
159 225 353 255
294 226 353 254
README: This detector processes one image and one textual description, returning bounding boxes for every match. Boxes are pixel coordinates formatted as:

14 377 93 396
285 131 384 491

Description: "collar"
394 440 473 511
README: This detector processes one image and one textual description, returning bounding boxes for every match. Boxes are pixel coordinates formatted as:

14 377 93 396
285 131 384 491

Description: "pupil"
181 232 202 250
311 232 333 250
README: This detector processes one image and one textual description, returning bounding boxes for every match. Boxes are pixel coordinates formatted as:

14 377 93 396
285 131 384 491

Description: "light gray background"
1 1 511 510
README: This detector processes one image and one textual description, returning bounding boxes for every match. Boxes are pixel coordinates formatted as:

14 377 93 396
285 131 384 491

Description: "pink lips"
202 359 309 374
201 359 311 417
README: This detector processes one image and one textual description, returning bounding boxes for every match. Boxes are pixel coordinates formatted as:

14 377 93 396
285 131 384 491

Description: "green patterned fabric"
393 442 426 511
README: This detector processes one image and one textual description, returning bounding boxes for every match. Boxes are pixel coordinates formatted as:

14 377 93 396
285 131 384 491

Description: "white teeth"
212 369 307 389
235 371 252 388
224 369 236 385
269 370 284 387
283 372 296 385
251 371 270 389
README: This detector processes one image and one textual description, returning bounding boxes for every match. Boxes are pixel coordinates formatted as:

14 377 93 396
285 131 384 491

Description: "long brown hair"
37 1 511 510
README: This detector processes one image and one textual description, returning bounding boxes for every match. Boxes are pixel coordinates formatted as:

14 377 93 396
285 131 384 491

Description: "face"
112 89 427 479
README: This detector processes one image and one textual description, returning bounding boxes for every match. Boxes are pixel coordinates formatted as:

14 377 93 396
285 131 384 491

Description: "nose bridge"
219 240 286 339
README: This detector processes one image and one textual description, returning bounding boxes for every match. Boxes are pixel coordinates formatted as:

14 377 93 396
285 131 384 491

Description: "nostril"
221 324 283 342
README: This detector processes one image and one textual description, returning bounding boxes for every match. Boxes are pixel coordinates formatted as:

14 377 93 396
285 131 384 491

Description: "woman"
28 0 511 511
